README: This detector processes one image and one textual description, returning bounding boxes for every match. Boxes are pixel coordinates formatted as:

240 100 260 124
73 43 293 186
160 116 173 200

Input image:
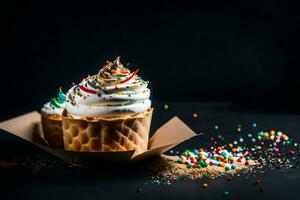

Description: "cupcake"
41 88 66 148
63 57 152 155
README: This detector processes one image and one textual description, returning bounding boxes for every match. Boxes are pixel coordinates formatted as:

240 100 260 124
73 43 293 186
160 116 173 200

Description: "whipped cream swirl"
41 88 66 115
65 57 151 117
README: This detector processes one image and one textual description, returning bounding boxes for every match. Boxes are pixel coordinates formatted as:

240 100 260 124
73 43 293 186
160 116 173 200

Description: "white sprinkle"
294 143 298 147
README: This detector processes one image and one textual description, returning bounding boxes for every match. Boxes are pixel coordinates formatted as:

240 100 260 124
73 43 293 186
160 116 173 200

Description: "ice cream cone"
41 114 64 148
62 108 153 155
40 87 66 148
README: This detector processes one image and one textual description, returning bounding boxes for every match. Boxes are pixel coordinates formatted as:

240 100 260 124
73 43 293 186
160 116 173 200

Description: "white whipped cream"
65 57 151 117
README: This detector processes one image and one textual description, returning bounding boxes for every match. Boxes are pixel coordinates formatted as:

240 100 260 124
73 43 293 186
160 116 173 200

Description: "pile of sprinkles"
147 122 300 186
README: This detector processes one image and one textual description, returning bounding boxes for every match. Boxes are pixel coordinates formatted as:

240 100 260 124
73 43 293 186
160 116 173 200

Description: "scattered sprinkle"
255 179 261 185
163 104 169 110
223 191 230 197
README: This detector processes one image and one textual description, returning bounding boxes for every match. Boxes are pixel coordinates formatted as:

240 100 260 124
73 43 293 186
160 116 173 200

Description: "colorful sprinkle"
223 191 230 197
163 104 169 110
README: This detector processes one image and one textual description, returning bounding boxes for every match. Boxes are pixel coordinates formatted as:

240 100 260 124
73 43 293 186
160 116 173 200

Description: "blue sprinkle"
221 152 227 157
252 123 257 128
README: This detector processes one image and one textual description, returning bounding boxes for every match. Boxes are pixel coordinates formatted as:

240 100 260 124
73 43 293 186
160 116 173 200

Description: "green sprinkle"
163 104 169 110
50 98 61 108
201 162 208 167
223 191 230 197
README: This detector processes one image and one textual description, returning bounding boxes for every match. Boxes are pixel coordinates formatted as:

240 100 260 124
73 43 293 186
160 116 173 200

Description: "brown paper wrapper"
0 111 201 166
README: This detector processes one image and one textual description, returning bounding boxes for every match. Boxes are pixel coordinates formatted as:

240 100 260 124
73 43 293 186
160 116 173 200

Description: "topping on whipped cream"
65 57 151 117
41 87 66 115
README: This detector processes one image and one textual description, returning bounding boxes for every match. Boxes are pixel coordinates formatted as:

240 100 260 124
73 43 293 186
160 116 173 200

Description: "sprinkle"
202 183 208 188
227 176 233 181
294 143 298 147
252 123 257 128
116 69 139 84
223 191 230 197
237 127 242 132
72 81 76 86
192 113 198 118
255 179 261 185
79 84 97 94
163 104 169 110
214 125 219 130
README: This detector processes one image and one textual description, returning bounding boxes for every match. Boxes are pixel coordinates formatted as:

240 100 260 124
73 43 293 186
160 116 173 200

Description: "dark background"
1 0 300 120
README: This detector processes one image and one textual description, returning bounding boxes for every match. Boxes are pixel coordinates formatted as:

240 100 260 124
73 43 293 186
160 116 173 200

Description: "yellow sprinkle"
264 132 269 138
202 183 208 188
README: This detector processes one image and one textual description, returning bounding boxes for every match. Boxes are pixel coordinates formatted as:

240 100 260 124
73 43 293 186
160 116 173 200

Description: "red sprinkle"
255 179 261 185
79 84 97 94
119 69 139 84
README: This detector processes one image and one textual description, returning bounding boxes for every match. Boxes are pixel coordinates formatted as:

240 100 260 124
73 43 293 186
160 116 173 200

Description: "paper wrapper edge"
0 111 200 165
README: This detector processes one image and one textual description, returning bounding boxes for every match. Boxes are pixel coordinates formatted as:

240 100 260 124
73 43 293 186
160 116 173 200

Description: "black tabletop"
1 103 300 200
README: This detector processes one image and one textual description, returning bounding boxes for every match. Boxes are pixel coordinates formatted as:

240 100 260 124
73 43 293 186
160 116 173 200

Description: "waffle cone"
62 108 153 155
41 114 64 148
